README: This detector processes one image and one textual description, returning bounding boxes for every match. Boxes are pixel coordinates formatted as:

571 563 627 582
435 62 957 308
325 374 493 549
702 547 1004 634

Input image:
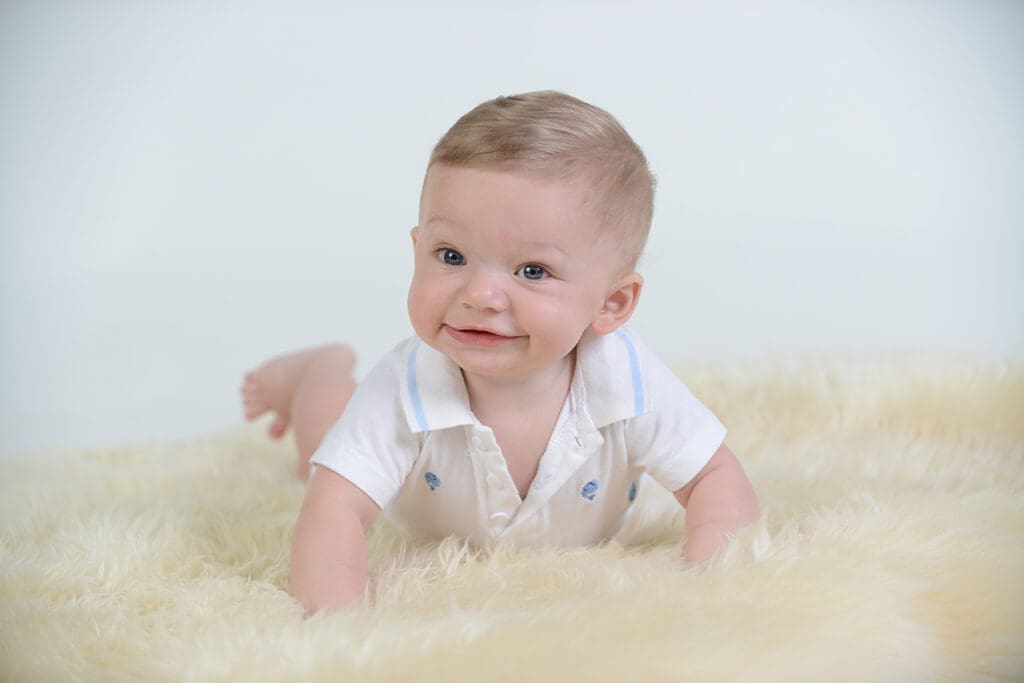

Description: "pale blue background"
2 0 1022 457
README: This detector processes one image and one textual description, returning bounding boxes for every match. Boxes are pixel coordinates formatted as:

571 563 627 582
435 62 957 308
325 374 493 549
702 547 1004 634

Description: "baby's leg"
241 344 356 480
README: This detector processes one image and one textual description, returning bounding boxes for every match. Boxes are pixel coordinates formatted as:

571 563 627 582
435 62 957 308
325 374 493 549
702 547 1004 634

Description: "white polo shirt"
310 327 726 548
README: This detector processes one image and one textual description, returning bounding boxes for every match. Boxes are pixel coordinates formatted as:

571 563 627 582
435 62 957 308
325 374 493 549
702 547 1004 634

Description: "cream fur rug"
1 356 1022 682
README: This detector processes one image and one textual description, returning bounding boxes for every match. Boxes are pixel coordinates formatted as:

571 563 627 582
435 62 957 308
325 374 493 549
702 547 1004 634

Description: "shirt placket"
503 400 602 539
466 426 520 538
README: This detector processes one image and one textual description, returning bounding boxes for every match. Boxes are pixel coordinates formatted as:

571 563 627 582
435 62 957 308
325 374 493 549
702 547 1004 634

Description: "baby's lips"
445 325 518 347
449 324 514 337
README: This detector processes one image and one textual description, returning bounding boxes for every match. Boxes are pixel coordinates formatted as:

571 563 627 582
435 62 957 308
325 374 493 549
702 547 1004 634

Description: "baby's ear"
591 273 643 336
410 226 419 247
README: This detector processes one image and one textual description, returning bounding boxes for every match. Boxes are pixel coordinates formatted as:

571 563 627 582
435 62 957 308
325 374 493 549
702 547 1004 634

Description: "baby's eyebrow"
516 241 568 259
420 218 568 259
423 215 457 229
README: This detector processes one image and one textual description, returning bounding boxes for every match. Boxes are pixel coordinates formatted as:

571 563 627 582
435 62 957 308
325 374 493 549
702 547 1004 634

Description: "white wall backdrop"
2 0 1022 457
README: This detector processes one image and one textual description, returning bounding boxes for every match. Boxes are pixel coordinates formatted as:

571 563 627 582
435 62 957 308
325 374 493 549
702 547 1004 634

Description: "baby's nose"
461 268 509 312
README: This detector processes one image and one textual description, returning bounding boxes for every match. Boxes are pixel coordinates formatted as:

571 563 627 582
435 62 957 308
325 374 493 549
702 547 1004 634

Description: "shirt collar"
398 327 652 435
399 339 477 433
574 326 652 428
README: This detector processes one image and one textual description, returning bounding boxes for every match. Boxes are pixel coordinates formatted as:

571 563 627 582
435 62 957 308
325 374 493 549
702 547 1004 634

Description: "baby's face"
408 165 633 382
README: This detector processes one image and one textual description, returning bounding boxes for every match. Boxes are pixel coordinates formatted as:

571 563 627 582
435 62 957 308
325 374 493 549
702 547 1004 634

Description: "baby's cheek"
407 281 433 328
532 297 591 332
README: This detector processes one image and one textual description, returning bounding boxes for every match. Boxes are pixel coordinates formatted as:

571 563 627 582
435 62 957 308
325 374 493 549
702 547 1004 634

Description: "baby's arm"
673 443 759 564
291 466 381 616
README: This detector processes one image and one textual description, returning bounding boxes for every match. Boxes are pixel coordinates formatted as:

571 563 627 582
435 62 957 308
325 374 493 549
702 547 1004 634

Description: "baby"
241 91 759 615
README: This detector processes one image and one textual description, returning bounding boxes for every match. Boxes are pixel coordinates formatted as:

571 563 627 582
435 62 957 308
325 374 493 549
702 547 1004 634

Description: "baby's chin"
437 346 531 379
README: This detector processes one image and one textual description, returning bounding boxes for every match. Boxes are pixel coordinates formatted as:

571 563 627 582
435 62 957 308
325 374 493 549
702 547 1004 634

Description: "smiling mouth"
444 326 517 347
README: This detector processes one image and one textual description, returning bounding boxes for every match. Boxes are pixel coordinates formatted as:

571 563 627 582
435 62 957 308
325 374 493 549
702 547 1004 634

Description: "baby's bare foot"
241 344 355 440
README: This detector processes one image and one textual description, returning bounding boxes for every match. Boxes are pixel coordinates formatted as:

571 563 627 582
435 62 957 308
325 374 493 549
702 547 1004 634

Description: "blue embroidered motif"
581 480 599 501
628 480 638 504
425 472 441 491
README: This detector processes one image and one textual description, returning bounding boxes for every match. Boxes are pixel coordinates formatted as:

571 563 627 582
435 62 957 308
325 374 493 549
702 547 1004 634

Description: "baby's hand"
673 444 759 564
291 467 380 615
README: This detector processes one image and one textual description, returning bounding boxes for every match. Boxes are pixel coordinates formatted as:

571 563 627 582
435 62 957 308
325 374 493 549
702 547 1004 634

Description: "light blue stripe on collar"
400 337 477 433
614 329 645 417
406 341 430 431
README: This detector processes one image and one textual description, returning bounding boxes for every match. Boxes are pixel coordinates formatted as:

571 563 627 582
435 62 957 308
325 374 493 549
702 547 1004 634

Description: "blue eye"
518 264 547 280
438 248 465 266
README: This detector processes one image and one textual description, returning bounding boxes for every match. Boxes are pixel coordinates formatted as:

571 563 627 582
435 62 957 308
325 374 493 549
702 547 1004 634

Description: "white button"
490 511 510 523
486 473 503 489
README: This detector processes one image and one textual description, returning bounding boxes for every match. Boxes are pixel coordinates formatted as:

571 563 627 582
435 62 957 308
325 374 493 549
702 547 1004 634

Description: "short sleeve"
625 353 727 492
309 341 421 508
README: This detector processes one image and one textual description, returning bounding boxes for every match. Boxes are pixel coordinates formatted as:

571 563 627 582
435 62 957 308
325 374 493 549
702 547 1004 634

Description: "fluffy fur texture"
2 356 1022 682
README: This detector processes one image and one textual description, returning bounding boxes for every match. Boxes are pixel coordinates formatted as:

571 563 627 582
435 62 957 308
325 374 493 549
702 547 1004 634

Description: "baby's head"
424 90 655 272
409 91 655 380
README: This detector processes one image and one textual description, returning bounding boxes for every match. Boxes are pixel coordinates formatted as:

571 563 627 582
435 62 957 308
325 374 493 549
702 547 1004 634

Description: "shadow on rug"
1 355 1022 682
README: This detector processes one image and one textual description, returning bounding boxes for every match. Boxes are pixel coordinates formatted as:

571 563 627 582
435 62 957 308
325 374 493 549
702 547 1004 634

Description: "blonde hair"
427 90 655 270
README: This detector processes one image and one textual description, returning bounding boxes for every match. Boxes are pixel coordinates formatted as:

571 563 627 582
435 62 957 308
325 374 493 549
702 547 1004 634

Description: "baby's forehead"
419 163 639 268
421 163 605 216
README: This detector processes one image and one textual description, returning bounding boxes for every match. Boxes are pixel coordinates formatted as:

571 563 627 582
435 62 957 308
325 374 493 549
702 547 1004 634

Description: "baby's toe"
246 396 269 416
267 414 290 439
242 391 269 419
